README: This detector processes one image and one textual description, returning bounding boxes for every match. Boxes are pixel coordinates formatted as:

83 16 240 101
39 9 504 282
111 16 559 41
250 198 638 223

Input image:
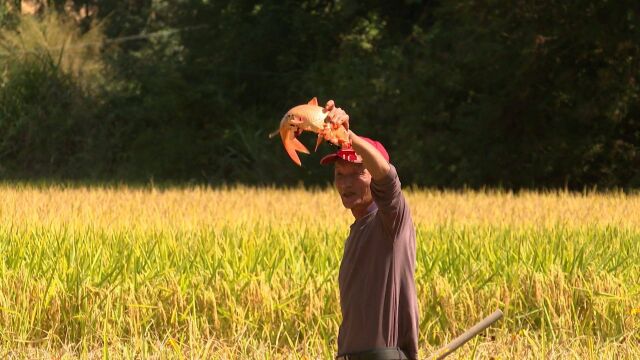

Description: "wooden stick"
428 309 503 360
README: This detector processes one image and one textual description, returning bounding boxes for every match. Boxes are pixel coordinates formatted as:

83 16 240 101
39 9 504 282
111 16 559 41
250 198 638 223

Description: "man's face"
334 160 373 209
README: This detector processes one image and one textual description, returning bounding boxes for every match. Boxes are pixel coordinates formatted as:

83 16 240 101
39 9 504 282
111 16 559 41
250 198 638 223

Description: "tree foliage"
0 0 638 189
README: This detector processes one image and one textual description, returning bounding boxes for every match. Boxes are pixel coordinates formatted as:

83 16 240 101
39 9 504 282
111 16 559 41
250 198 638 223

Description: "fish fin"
293 137 310 154
314 133 324 152
281 128 309 166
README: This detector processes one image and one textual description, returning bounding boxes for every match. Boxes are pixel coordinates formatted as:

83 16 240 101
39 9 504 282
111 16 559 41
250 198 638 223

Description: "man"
322 100 419 360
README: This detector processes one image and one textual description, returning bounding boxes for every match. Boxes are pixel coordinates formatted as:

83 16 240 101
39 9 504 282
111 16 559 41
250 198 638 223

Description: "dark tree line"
0 0 638 189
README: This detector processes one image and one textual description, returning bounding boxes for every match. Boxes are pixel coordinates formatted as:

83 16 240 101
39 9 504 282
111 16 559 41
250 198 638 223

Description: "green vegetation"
0 1 639 188
0 186 638 358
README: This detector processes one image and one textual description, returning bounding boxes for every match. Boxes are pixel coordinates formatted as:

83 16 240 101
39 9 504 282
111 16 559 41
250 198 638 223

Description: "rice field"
0 184 638 359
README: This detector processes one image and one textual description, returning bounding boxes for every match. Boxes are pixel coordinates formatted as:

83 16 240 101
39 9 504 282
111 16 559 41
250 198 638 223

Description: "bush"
0 10 104 178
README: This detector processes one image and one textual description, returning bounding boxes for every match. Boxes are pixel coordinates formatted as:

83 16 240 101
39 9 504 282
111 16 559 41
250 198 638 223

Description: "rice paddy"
0 184 638 359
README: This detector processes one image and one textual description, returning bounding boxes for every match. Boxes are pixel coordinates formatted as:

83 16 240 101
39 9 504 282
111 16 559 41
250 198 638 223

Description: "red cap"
320 137 390 165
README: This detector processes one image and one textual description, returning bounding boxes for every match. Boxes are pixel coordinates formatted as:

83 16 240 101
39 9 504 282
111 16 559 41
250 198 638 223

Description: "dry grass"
2 185 639 230
0 184 638 359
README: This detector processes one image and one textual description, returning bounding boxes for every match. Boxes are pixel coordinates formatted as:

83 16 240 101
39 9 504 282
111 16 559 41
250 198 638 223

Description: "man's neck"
351 201 377 220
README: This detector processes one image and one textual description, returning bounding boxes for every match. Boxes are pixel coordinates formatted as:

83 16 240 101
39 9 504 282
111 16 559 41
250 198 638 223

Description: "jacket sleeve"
370 164 410 240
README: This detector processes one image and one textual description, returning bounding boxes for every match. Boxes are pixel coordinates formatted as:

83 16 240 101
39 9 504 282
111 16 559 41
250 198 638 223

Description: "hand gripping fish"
269 97 350 166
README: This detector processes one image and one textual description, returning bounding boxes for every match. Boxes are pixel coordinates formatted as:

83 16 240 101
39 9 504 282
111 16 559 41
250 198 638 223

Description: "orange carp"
269 97 350 166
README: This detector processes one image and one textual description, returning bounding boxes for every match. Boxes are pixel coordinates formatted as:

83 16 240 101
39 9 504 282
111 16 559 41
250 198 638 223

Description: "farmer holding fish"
272 98 419 360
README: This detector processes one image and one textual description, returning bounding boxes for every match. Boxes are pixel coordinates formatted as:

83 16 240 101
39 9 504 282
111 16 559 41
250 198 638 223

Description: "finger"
342 115 350 130
327 108 337 122
335 115 348 129
324 100 335 112
333 107 346 122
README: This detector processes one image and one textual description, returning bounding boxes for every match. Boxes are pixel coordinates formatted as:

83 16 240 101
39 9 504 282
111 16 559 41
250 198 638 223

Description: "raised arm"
348 131 391 180
323 100 391 180
323 100 409 237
